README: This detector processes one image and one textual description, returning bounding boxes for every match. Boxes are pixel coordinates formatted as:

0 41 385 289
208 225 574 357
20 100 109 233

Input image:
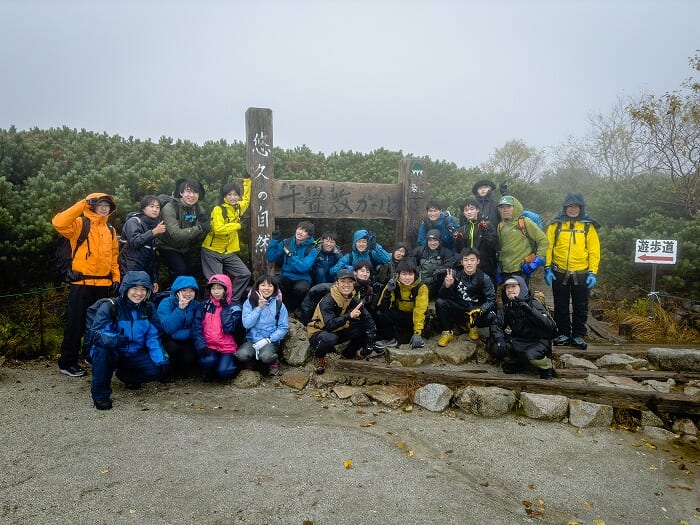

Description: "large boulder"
413 383 453 412
386 346 438 367
647 348 700 372
454 386 515 418
282 318 312 366
568 399 613 428
595 354 648 370
520 392 568 421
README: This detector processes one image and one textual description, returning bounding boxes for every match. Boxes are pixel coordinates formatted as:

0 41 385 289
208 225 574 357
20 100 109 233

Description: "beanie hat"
426 229 441 240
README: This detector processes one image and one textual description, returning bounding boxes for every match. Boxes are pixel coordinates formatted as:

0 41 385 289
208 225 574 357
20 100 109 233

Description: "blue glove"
522 256 545 276
496 264 504 284
544 268 556 286
586 273 597 289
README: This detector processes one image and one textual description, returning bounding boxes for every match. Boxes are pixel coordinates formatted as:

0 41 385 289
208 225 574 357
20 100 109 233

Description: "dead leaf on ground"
592 520 606 525
528 484 537 490
100 468 109 475
480 482 489 487
360 421 376 428
356 410 366 415
581 501 593 509
522 500 533 509
407 450 414 457
343 459 352 469
396 442 405 449
644 441 657 449
536 498 545 506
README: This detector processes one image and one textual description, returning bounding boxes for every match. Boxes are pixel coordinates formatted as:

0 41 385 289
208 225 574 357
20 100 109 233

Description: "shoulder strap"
275 299 283 322
218 204 229 222
517 216 528 238
73 215 91 258
553 221 591 248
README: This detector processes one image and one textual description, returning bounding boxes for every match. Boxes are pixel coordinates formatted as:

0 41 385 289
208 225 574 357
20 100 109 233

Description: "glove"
367 232 377 251
410 334 425 349
586 273 597 289
452 230 463 239
467 309 482 325
243 170 250 179
499 181 508 195
521 256 545 276
544 268 556 286
496 264 503 284
271 230 282 241
385 278 397 293
282 245 292 257
110 282 120 295
494 341 507 358
252 338 270 352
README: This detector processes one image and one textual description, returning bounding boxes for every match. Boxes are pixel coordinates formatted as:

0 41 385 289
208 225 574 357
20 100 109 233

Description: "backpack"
521 210 543 231
82 297 118 358
118 213 142 250
150 290 171 309
531 290 558 337
55 215 116 282
157 194 180 220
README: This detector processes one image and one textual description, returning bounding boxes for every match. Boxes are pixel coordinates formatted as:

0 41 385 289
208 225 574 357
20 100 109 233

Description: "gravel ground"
1 358 698 525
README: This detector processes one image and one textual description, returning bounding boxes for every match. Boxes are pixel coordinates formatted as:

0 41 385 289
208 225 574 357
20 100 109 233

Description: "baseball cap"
336 269 356 281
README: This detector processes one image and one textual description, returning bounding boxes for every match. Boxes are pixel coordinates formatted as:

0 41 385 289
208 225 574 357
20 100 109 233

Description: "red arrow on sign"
638 254 674 262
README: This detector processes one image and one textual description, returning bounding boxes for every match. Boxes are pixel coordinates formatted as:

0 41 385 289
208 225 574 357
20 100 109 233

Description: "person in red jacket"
52 192 120 377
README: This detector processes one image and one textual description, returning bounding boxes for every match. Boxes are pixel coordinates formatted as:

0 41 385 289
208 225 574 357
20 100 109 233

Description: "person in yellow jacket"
201 172 252 303
544 192 600 350
52 192 120 377
374 259 429 349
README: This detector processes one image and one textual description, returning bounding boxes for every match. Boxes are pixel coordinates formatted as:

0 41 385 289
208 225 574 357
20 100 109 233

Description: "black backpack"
55 216 115 282
82 297 118 358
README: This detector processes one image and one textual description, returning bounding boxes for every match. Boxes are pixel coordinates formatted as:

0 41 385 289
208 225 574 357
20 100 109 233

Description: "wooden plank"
272 180 403 219
334 360 700 415
555 368 700 382
398 158 429 249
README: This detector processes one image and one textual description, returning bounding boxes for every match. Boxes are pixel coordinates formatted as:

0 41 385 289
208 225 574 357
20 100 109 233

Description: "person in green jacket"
496 195 549 286
201 173 252 303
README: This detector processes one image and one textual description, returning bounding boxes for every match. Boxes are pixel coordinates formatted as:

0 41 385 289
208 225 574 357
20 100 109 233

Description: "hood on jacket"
552 192 600 227
352 229 370 253
85 192 117 216
501 274 529 302
207 273 233 303
119 270 153 296
392 242 409 261
471 179 496 197
170 275 199 297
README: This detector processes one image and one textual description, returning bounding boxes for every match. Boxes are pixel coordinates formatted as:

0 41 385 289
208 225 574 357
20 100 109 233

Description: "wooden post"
246 108 274 278
398 158 430 248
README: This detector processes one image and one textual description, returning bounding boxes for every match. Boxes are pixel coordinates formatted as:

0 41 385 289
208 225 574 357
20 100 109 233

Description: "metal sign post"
633 239 678 318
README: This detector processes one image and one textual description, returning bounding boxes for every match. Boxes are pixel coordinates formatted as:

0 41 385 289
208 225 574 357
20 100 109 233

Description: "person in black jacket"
489 275 557 379
306 269 377 374
118 195 166 292
453 199 498 291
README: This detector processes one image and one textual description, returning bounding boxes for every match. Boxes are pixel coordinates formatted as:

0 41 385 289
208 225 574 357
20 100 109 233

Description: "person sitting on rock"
374 259 429 350
307 269 377 374
435 247 496 347
330 229 391 281
489 275 557 380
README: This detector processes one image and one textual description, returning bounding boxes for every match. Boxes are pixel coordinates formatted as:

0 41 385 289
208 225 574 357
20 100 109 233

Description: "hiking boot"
502 362 523 374
268 362 280 376
437 331 454 347
539 368 557 380
571 337 588 349
59 363 87 377
371 346 386 358
315 357 326 374
552 335 570 346
374 338 398 349
468 326 480 341
124 382 142 390
94 398 113 410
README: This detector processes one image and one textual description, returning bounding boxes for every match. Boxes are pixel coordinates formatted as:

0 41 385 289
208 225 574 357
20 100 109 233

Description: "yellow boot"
469 326 480 341
437 330 454 347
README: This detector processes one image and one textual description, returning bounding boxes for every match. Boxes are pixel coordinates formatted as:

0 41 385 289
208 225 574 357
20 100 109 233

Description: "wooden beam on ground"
555 368 700 382
333 360 700 416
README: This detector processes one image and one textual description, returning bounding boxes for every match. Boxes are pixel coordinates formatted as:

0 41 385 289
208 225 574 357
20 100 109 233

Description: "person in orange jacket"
52 192 120 377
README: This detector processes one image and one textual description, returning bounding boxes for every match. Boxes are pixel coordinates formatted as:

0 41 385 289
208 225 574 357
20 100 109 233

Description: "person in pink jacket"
199 274 242 380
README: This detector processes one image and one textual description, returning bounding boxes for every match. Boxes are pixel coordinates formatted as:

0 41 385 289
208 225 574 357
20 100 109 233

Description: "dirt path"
1 358 698 524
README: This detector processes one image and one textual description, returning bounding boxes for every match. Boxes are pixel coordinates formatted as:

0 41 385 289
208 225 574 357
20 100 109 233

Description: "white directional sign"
634 239 678 264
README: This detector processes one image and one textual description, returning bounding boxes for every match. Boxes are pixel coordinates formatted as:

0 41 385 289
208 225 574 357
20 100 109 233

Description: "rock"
585 374 616 388
642 426 679 441
520 392 569 421
385 346 437 367
350 391 372 406
681 435 698 445
454 386 515 418
413 383 453 412
595 354 648 370
641 379 675 393
603 375 650 390
435 342 477 365
672 418 698 436
559 354 598 369
280 371 309 391
314 371 347 387
568 399 613 428
363 385 408 409
640 410 665 427
388 360 404 367
684 386 700 396
333 385 359 399
231 370 262 388
647 347 700 372
282 319 312 366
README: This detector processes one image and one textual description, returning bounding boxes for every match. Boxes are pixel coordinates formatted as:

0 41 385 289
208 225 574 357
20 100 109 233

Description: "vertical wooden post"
246 108 275 278
398 158 430 248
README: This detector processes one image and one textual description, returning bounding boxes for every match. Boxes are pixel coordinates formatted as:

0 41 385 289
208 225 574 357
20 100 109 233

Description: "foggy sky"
1 0 697 169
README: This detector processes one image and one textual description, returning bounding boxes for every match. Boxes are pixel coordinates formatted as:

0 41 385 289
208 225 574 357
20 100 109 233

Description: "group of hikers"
52 176 600 410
